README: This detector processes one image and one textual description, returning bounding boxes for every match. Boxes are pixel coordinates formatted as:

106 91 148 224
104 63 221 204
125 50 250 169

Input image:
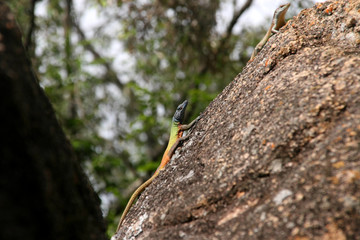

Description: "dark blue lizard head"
173 100 188 123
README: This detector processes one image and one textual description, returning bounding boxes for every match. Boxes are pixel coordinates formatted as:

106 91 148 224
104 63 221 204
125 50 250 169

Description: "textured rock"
115 0 360 239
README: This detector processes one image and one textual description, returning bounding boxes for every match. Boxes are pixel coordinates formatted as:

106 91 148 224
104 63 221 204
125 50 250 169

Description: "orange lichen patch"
316 3 323 9
236 191 245 199
325 7 333 14
324 3 337 14
265 58 271 67
332 161 345 169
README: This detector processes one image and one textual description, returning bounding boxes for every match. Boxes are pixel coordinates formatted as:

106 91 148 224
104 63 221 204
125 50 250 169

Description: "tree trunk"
0 2 106 240
115 0 360 239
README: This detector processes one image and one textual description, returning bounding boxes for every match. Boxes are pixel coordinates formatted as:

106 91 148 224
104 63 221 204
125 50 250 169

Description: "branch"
200 0 253 75
72 18 124 90
224 0 253 42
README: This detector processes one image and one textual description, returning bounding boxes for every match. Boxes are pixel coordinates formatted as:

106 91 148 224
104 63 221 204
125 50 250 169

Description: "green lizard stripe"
165 121 180 154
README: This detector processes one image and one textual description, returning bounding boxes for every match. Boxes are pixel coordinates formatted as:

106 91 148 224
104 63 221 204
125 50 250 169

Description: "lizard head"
277 3 290 15
173 100 188 124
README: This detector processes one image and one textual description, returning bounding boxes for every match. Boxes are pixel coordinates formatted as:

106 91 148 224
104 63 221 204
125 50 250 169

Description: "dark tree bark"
0 2 106 240
115 0 360 239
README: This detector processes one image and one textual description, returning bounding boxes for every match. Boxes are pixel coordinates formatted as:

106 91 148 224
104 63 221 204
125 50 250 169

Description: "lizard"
116 100 200 232
249 3 290 61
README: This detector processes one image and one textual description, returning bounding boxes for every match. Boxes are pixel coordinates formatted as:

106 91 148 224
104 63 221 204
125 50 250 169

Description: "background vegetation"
8 0 316 236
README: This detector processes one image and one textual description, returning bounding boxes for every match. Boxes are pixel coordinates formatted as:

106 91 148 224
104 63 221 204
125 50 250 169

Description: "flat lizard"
250 3 290 61
116 100 200 232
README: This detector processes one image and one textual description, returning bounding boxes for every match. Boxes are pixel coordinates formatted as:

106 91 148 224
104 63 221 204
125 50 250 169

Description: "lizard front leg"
166 135 190 159
180 115 201 131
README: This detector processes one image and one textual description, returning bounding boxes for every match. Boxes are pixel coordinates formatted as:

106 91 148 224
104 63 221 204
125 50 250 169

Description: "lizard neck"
157 121 182 172
165 121 182 153
274 10 287 29
273 4 290 29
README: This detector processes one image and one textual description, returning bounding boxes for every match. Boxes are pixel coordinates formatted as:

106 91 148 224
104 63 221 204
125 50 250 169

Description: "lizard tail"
116 170 160 232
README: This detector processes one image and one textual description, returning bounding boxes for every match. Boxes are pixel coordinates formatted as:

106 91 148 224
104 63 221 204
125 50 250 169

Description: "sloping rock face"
115 0 360 239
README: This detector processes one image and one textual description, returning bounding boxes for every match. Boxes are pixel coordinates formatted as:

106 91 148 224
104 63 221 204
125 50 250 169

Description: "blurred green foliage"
8 0 315 236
